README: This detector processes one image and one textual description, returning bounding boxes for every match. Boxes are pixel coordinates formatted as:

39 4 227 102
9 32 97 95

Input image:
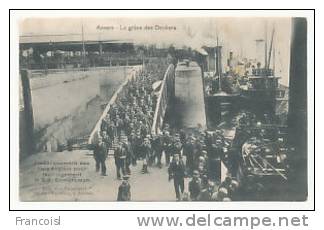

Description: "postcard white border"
10 9 314 210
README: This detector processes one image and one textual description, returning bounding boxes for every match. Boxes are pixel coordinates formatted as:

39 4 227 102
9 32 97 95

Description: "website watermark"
137 214 309 229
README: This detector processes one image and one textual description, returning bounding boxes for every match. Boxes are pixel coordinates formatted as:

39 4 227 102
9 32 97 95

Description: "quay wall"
23 66 140 153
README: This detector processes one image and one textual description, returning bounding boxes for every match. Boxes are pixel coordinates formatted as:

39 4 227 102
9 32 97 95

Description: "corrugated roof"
19 34 132 44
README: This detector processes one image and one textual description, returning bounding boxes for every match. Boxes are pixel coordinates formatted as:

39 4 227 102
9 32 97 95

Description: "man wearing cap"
93 136 108 176
194 140 204 163
216 187 229 201
197 180 217 201
152 133 163 168
106 117 115 141
128 132 137 166
210 141 224 180
124 114 132 136
101 131 112 151
133 132 143 165
163 131 172 165
228 179 240 201
183 137 195 175
169 134 179 160
100 116 108 133
220 177 232 191
188 170 202 201
117 175 131 201
123 139 134 175
168 154 186 201
141 137 151 173
173 138 183 157
179 129 186 146
115 115 124 140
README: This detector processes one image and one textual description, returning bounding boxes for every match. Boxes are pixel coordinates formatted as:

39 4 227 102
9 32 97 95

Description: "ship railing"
252 68 274 76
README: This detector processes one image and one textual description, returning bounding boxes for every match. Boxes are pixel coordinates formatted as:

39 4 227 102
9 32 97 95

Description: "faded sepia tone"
18 15 307 203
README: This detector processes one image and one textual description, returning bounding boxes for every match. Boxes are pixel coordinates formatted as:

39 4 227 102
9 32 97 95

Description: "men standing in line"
168 153 186 201
93 136 108 176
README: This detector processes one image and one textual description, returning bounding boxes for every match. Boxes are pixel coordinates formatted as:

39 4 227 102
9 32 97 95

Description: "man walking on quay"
114 141 127 180
189 170 202 201
117 175 131 201
168 153 186 201
93 136 108 176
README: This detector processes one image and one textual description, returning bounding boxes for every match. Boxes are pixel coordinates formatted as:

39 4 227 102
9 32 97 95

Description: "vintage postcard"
10 10 314 210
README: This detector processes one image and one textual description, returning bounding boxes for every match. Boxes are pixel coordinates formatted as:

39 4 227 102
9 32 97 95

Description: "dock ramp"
174 62 207 129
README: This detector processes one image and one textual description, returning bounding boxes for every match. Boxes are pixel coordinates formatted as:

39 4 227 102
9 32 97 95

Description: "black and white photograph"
13 11 312 207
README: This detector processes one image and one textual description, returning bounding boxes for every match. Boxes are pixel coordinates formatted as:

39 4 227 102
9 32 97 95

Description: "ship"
198 26 291 196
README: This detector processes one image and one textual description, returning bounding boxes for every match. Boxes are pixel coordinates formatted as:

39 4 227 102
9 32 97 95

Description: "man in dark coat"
100 117 108 133
115 115 124 140
123 140 134 175
152 134 163 168
133 133 143 164
117 175 131 201
101 131 112 150
114 142 127 180
208 143 222 180
93 137 108 176
141 137 151 173
168 154 186 201
183 138 195 175
163 131 172 165
107 118 116 141
179 129 187 146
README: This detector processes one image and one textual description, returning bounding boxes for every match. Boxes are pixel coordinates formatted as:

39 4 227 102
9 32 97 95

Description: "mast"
264 22 268 69
214 37 217 76
273 45 276 75
217 36 221 91
267 27 275 70
81 23 86 71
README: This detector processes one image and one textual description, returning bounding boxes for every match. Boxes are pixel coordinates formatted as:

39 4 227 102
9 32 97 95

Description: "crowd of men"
94 99 242 202
165 128 240 201
91 62 280 202
94 66 162 178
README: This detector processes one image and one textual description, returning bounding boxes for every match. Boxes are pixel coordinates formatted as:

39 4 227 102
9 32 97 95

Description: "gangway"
174 62 207 129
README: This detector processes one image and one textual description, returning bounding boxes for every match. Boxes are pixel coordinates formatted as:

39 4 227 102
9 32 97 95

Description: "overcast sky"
20 17 292 85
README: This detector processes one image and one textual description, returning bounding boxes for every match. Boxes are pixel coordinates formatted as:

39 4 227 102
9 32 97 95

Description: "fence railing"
151 64 175 135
